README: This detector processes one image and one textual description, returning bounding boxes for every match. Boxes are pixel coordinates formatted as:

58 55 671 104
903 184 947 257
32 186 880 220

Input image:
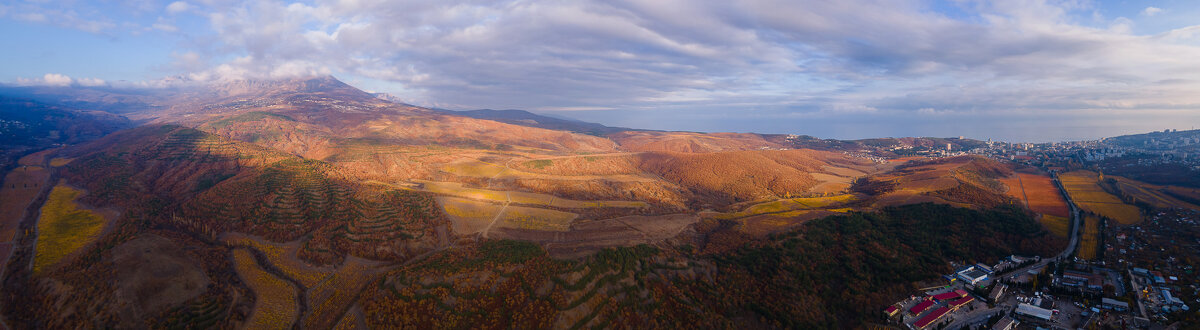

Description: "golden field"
1039 214 1071 238
1077 215 1101 260
232 248 299 329
34 182 109 274
1059 171 1141 225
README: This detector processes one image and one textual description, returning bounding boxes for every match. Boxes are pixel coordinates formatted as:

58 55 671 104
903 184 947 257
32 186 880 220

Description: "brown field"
232 248 300 329
1060 171 1142 225
0 166 52 241
1077 215 1101 260
999 172 1071 217
1039 215 1071 238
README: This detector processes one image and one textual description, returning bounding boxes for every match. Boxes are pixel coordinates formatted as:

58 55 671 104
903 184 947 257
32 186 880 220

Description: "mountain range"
0 76 1091 328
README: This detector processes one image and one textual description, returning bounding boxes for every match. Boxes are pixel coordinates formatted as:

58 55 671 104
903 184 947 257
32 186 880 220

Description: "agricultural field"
443 158 653 182
496 206 579 232
1059 171 1142 225
33 182 111 273
1039 215 1071 238
232 248 300 330
0 165 51 241
303 257 379 329
999 172 1071 217
1108 177 1200 210
48 157 74 167
1078 215 1101 260
222 233 332 288
437 197 505 235
416 180 647 209
712 194 856 220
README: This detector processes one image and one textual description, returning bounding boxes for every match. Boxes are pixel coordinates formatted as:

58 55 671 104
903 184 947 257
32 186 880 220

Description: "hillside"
0 77 1073 328
446 109 633 136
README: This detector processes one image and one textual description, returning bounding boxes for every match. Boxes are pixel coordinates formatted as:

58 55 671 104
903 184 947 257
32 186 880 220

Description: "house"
1102 298 1130 312
993 316 1018 330
988 283 1008 303
1015 303 1053 321
932 290 968 301
957 266 990 286
913 307 950 329
910 300 935 315
884 305 900 318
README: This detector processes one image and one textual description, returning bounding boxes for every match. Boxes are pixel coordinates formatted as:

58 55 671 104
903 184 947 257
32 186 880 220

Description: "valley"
0 76 1194 328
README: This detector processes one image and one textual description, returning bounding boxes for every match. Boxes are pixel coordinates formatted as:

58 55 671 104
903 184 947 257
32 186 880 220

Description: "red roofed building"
914 307 951 329
950 296 974 309
910 300 935 315
932 290 968 301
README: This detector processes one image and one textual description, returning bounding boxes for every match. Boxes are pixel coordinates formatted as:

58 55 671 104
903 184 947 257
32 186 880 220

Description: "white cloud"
1142 7 1163 16
41 73 73 86
166 1 192 14
76 77 107 86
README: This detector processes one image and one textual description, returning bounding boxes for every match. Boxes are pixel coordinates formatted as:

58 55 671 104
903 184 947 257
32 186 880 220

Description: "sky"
2 0 1200 142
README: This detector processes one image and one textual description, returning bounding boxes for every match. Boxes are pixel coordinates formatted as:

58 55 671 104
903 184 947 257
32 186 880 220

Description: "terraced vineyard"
1078 215 1102 260
1060 171 1142 225
232 248 301 329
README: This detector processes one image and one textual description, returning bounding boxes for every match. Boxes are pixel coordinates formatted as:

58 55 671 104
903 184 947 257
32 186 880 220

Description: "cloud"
166 1 192 14
7 0 1200 140
41 73 73 86
12 74 112 87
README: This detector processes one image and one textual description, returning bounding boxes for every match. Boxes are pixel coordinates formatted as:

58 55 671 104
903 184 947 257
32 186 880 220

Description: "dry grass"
1059 171 1142 225
1039 214 1071 238
496 206 578 232
232 248 299 329
1077 215 1101 260
34 182 109 274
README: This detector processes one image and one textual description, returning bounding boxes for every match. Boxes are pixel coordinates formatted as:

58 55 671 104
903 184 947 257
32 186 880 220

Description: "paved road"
1002 174 1082 282
946 307 1006 330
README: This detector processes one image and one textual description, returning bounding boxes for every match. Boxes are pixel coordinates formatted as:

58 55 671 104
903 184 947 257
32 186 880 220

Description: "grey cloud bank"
5 0 1200 141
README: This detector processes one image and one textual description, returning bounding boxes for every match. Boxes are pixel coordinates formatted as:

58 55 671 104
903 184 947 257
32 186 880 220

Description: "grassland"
1059 171 1142 225
496 206 579 232
232 248 300 329
1077 215 1101 260
33 182 109 274
0 166 51 241
1039 215 1071 238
